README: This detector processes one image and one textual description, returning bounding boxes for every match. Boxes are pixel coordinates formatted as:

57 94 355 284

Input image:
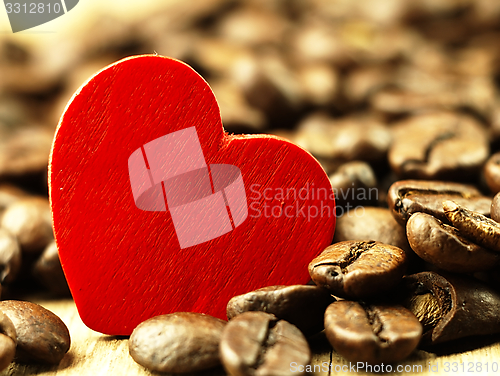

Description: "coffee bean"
333 207 411 253
387 179 491 225
443 200 500 253
0 310 16 371
0 300 70 364
1 197 53 253
329 161 378 209
344 65 390 104
401 271 500 345
0 126 53 180
485 152 500 193
297 63 339 107
219 311 310 376
407 212 499 272
294 113 391 163
388 111 489 179
226 285 334 336
492 192 500 223
129 312 226 373
308 240 407 299
0 228 21 284
33 241 71 296
0 184 26 213
371 88 459 117
324 301 422 364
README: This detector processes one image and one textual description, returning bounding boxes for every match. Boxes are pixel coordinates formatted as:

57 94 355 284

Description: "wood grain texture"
1 299 500 376
48 55 335 335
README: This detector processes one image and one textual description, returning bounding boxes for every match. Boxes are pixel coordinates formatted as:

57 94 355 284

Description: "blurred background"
0 0 500 296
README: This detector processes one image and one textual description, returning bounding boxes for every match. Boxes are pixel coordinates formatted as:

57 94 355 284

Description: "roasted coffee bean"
333 207 411 253
324 301 422 364
329 161 378 209
226 285 334 336
1 197 53 253
0 126 53 179
407 212 499 272
387 179 491 225
388 111 489 179
493 192 500 223
220 311 310 376
294 113 391 163
484 152 500 193
0 228 21 284
129 312 226 373
401 272 500 345
0 300 70 364
308 241 407 299
33 241 70 296
0 310 16 371
371 89 459 117
0 184 26 213
443 200 500 253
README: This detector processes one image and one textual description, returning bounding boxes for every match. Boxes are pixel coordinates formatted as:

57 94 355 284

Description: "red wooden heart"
49 55 335 335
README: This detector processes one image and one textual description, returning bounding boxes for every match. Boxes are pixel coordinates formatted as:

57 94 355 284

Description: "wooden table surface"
0 298 499 376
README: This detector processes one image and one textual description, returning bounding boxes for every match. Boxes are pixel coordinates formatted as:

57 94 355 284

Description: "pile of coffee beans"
2 0 500 374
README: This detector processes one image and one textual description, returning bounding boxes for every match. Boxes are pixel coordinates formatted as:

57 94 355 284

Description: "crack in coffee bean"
313 241 376 275
443 200 500 252
309 241 407 299
220 311 310 376
324 301 422 364
407 212 500 272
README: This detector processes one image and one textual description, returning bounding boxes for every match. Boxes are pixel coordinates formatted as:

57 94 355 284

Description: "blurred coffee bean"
343 65 390 104
401 271 500 345
492 193 500 223
443 200 500 253
192 38 251 77
220 311 310 376
324 301 421 364
0 228 21 285
216 6 289 47
1 197 53 254
308 240 407 299
129 312 225 373
226 285 334 336
0 300 70 364
294 113 391 163
33 242 70 296
485 152 500 194
0 310 16 371
289 21 351 67
388 111 489 180
231 53 302 127
297 63 339 107
0 126 53 182
406 212 499 273
0 184 27 213
371 89 459 117
329 161 378 210
0 40 62 94
210 79 266 132
387 179 491 225
333 207 411 253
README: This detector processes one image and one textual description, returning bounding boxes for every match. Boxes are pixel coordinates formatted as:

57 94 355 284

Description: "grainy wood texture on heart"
49 55 336 335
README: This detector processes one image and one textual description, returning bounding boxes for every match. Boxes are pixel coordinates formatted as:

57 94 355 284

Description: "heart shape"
49 55 335 335
4 0 79 33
